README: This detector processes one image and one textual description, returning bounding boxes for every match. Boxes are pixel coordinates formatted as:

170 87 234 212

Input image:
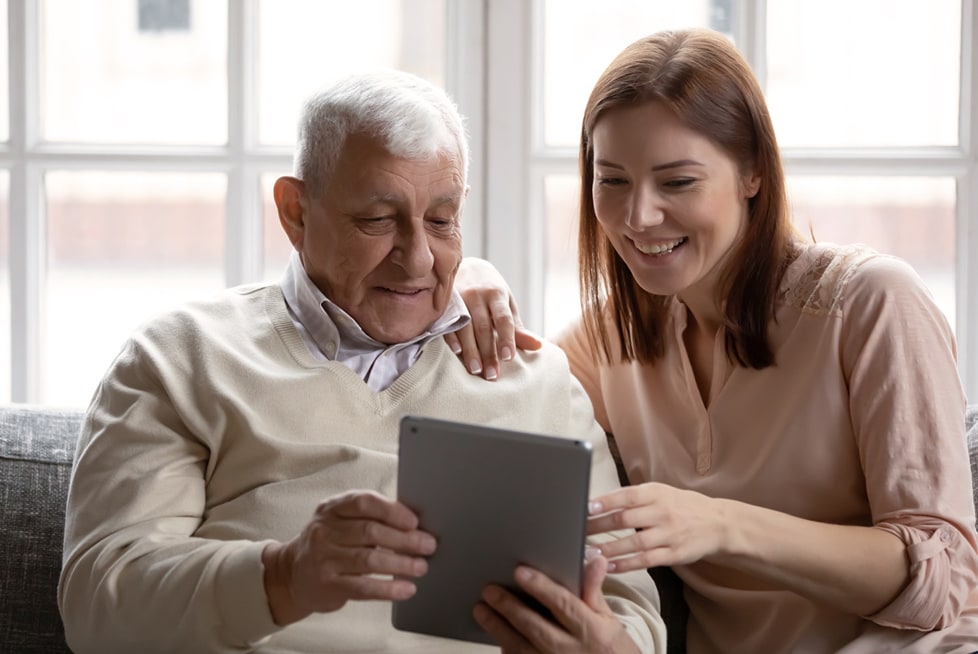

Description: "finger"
454 322 487 377
510 566 590 638
472 601 528 651
331 571 421 602
514 327 544 352
468 303 499 381
321 491 420 531
316 542 432 580
443 331 463 357
486 298 517 364
324 518 437 556
479 583 566 651
587 486 649 515
580 555 612 613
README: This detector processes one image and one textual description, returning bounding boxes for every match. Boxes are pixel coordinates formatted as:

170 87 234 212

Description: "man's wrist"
261 541 306 626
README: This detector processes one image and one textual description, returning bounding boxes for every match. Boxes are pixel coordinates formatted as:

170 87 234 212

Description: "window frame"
484 0 978 400
3 0 977 402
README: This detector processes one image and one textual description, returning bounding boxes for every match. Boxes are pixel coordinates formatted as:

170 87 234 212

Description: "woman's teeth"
635 237 685 256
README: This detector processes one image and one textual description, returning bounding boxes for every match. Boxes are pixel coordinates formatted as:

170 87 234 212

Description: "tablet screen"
392 415 592 646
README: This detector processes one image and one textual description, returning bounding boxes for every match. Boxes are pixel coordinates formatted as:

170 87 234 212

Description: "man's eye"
427 217 456 231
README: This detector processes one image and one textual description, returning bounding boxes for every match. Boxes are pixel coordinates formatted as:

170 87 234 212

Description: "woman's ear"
273 176 307 248
744 172 761 199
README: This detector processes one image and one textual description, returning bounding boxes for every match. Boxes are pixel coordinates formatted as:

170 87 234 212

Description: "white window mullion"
225 0 262 287
445 0 487 259
8 0 43 403
485 0 536 328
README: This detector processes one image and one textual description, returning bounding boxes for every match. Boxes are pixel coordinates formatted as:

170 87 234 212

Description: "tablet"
392 415 593 646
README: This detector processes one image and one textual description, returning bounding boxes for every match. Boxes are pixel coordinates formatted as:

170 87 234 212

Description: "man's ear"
273 176 307 248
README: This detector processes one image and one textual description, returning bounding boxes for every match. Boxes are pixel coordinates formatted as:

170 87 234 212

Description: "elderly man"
58 70 665 653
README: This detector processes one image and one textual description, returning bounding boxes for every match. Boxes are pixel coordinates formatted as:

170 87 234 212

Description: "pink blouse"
557 243 978 653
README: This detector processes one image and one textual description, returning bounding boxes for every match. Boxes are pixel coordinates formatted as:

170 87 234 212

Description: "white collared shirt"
279 250 469 391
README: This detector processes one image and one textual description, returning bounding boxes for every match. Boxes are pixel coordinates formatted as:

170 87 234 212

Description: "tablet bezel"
392 415 593 646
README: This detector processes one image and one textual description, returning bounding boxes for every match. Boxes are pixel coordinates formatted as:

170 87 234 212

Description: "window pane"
542 0 727 148
0 172 9 402
39 0 227 145
543 174 581 336
261 172 294 281
767 0 960 148
788 176 956 326
44 171 226 406
0 0 8 143
258 0 446 146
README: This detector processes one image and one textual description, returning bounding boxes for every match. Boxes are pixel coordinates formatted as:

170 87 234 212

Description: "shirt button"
324 342 336 355
940 530 950 542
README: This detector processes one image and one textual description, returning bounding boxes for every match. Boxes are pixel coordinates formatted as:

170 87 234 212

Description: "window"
483 0 976 400
3 0 977 405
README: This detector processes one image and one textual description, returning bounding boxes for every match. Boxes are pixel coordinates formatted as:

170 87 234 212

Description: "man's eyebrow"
593 158 704 171
431 193 464 207
364 192 463 207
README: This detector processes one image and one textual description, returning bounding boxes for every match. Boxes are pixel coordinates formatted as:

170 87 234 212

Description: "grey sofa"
1 403 977 654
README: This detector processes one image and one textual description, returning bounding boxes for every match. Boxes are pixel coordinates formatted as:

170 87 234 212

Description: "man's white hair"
293 69 469 196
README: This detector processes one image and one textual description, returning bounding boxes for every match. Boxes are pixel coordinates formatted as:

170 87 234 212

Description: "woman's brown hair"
578 28 796 369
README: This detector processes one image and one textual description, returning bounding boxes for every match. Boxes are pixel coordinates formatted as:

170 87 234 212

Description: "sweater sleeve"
560 353 668 652
839 254 978 630
58 335 281 653
555 318 613 434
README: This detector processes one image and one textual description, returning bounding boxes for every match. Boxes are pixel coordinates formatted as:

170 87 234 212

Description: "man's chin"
365 320 436 345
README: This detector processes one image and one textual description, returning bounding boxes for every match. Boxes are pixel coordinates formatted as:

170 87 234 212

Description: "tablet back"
392 415 592 646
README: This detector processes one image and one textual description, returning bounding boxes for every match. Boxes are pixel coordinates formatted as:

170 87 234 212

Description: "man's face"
278 133 465 344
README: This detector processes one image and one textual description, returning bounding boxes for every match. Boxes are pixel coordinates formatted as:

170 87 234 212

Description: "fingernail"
585 547 601 561
468 360 482 374
501 347 513 361
485 366 497 381
588 501 603 514
450 341 462 355
606 560 617 572
515 567 533 582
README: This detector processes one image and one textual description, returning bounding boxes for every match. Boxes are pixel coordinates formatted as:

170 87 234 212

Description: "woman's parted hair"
293 69 469 197
578 28 796 369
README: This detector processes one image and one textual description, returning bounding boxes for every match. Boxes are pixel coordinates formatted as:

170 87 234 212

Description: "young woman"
449 28 978 653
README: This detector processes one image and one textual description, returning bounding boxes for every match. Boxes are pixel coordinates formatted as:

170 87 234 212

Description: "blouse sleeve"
554 317 612 433
840 254 978 630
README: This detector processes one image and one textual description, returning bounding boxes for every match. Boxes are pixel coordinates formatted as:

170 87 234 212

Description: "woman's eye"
664 178 696 189
596 176 626 186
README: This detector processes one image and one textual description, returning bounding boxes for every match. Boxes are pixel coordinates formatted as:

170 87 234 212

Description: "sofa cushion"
0 405 82 654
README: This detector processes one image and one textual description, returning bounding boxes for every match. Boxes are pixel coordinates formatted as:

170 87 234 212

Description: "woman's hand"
473 555 640 653
447 257 543 381
586 482 728 572
588 482 912 618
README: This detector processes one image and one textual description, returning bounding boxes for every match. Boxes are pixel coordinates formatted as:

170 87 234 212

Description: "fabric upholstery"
1 405 81 654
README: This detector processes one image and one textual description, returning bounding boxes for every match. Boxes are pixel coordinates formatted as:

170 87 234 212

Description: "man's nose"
392 223 435 275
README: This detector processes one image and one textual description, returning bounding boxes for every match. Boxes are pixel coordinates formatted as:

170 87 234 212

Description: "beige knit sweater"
58 282 666 653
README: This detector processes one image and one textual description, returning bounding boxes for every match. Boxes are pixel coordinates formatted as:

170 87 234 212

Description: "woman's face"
591 101 758 305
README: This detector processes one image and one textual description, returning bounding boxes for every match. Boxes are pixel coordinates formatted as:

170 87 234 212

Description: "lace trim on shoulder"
779 243 880 316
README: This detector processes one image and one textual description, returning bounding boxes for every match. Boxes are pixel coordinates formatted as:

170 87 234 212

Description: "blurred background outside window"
2 0 975 406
